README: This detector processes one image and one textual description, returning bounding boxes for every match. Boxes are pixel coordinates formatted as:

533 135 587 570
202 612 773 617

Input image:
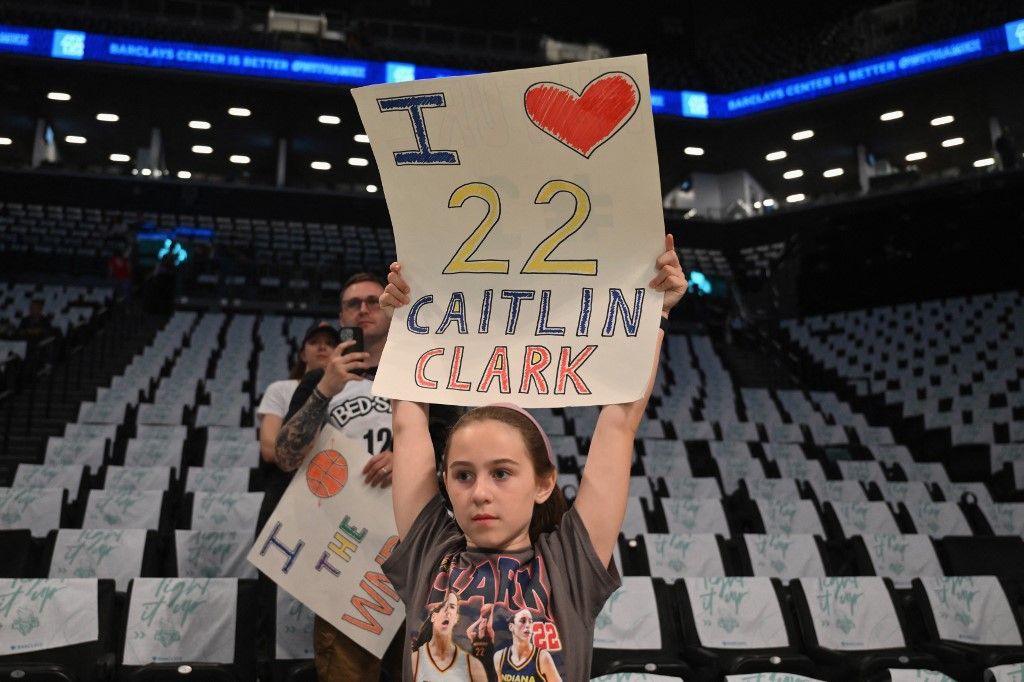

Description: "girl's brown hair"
443 405 566 544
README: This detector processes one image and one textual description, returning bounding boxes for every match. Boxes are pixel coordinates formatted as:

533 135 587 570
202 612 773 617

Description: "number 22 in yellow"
443 179 597 276
443 182 510 275
523 179 597 276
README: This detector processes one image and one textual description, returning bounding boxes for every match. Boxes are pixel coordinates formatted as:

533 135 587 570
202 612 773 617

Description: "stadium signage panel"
0 20 1020 117
712 32 1000 117
248 430 404 658
352 55 666 407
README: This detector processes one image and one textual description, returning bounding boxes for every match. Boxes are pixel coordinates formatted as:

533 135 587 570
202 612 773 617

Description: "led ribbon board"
0 19 1021 118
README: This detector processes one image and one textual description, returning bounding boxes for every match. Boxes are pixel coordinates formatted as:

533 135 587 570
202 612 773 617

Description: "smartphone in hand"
338 326 364 355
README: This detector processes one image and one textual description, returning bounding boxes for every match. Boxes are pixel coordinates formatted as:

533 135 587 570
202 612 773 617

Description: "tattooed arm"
273 392 330 472
273 340 370 472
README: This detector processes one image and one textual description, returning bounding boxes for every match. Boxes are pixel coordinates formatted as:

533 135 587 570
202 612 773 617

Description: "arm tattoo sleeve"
274 395 328 471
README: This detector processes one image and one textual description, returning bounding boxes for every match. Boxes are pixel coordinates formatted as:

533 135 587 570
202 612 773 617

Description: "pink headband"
486 403 557 468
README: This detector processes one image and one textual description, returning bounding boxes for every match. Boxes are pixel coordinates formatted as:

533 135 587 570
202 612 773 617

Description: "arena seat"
116 577 258 680
183 466 254 493
41 528 162 589
80 489 171 532
849 534 945 586
737 534 831 581
0 487 70 536
261 587 316 682
790 577 949 680
675 576 820 678
938 537 1024 580
0 578 119 682
169 529 257 578
912 576 1024 673
619 533 729 579
591 577 693 679
177 491 264 532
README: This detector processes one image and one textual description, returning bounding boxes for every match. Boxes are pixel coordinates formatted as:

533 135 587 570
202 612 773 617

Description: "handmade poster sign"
247 428 403 658
352 55 665 407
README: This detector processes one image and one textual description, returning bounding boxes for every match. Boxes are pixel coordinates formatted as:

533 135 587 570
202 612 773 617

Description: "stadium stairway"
0 299 167 462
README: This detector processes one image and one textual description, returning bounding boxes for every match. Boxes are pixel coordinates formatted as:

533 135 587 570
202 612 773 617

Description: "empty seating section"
2 289 1023 679
0 281 112 336
1 308 316 677
0 202 398 305
0 280 114 395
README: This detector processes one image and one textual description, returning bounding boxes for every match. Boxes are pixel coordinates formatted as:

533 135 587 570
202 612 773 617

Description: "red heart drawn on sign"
524 71 641 158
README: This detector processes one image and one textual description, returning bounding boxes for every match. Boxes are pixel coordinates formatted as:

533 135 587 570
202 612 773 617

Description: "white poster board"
352 55 665 407
247 429 403 658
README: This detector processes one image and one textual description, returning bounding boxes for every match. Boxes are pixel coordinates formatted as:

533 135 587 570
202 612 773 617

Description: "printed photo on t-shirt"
410 552 565 682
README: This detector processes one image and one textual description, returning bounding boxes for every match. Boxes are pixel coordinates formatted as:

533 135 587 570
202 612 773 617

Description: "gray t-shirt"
383 494 621 682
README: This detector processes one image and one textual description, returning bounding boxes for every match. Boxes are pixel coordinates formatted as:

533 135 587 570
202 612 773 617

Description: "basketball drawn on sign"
524 71 640 158
306 450 349 498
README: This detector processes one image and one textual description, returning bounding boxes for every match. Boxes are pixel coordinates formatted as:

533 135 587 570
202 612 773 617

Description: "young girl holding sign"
377 235 687 681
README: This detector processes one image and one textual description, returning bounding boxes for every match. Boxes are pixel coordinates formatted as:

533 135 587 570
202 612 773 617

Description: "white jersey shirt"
325 374 393 456
413 643 482 681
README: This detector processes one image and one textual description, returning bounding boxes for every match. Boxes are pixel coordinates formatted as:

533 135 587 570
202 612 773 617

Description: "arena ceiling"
0 25 1020 213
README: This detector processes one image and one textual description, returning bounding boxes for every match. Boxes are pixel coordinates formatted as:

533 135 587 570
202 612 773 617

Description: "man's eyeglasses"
341 296 381 312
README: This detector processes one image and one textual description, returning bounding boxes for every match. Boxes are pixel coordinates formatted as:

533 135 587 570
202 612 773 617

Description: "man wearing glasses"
272 272 401 680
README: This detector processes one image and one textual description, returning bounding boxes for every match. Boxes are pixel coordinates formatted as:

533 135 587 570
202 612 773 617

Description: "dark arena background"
1 0 1023 680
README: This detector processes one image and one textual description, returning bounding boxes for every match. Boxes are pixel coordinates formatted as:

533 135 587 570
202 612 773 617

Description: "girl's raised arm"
380 263 441 538
573 234 687 566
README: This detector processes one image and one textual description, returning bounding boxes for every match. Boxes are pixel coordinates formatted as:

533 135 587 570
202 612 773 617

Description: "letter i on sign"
377 93 460 166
